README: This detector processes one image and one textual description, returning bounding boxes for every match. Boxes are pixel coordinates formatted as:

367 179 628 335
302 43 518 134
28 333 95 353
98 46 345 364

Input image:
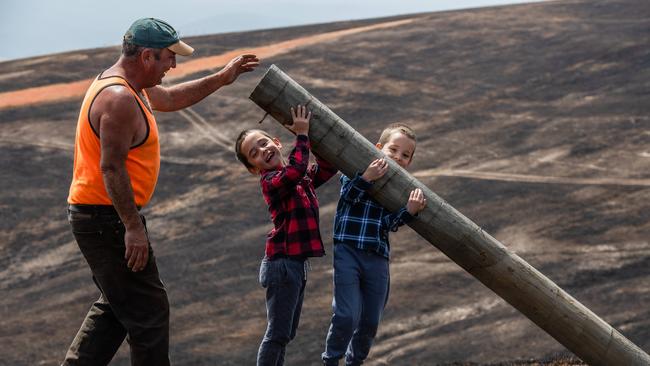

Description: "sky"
1 0 544 61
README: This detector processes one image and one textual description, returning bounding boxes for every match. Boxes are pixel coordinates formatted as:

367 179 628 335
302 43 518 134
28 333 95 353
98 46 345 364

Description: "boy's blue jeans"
322 243 389 366
257 257 308 366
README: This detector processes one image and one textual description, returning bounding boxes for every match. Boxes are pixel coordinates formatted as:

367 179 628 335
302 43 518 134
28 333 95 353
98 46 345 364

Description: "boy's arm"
263 105 312 199
308 152 338 188
339 173 372 204
261 135 309 199
381 188 426 232
381 207 415 233
339 158 387 203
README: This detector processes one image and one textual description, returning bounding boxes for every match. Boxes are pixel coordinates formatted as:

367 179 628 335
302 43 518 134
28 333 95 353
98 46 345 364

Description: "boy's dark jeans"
322 243 390 366
257 257 308 366
62 207 170 366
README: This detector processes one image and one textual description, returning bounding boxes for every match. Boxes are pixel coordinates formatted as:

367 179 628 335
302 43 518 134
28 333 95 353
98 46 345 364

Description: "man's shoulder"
96 83 135 103
92 84 139 116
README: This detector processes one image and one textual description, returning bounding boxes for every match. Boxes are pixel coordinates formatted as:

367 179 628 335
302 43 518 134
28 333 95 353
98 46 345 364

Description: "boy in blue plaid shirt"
322 123 426 366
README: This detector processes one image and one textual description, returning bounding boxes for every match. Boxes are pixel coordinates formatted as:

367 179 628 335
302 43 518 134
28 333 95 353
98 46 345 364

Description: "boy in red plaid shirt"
235 105 338 366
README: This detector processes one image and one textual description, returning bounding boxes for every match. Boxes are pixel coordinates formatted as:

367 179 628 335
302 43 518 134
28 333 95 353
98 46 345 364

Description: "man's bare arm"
146 54 259 112
96 86 149 272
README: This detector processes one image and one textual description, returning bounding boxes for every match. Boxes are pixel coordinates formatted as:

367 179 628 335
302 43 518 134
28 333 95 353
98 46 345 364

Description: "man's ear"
140 48 154 65
273 137 282 149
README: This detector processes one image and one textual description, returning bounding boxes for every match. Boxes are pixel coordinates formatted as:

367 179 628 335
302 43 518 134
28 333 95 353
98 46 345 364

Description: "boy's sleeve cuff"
352 173 373 190
400 208 415 223
296 134 310 146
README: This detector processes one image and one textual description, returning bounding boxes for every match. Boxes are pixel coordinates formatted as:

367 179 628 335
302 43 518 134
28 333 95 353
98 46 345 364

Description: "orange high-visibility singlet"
68 73 160 207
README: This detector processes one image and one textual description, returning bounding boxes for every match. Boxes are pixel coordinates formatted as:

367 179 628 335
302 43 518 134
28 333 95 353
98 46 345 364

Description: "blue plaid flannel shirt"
333 173 414 259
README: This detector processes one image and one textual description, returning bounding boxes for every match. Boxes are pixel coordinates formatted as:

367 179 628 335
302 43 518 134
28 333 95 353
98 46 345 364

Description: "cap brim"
168 40 194 56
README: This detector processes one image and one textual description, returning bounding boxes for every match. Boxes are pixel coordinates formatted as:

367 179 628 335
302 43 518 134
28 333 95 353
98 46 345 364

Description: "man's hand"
362 158 388 182
218 54 260 86
146 54 259 112
124 224 149 272
406 188 427 215
289 104 311 136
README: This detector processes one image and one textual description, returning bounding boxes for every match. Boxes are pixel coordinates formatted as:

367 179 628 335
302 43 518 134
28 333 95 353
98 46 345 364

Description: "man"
63 18 259 365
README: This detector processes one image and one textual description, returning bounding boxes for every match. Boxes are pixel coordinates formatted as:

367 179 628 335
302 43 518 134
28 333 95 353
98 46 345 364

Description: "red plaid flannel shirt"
260 134 338 259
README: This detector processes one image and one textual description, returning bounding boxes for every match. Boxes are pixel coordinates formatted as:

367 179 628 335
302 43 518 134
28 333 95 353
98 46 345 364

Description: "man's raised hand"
219 54 260 86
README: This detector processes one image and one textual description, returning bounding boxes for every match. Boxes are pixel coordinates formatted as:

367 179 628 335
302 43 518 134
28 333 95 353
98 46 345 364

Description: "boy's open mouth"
265 151 274 163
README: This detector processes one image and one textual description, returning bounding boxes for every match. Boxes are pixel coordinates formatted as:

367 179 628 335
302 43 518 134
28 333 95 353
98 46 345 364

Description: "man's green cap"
124 18 194 56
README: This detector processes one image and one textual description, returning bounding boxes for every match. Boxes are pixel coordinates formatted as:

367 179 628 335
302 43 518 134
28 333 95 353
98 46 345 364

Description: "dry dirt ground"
0 0 648 365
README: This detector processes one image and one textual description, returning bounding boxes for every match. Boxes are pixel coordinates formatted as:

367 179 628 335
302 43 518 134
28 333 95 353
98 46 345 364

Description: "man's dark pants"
257 257 308 366
62 205 170 366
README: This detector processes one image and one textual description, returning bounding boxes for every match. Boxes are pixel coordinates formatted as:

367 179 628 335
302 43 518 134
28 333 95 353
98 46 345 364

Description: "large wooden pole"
249 65 650 365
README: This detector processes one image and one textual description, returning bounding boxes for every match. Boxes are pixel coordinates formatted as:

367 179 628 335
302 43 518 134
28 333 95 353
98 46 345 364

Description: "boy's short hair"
235 129 274 169
378 123 416 146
